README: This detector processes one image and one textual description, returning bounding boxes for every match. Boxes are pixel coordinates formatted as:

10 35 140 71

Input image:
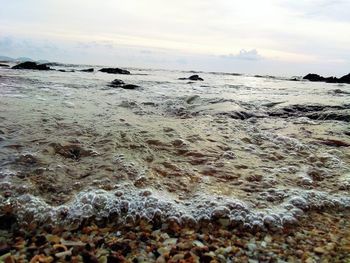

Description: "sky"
0 0 349 76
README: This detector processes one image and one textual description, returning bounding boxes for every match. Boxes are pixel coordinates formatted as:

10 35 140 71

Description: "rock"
58 69 75 72
121 84 139 90
108 80 139 89
0 63 9 67
316 139 350 147
12 61 51 70
108 79 125 87
189 75 204 81
339 73 350 83
303 73 350 84
179 74 204 81
99 68 130 74
314 246 326 254
51 143 98 160
80 68 94 72
268 104 350 122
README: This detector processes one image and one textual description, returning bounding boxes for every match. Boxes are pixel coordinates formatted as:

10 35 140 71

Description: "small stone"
163 238 178 246
157 247 170 255
192 240 205 247
314 247 326 254
172 254 184 261
247 243 257 251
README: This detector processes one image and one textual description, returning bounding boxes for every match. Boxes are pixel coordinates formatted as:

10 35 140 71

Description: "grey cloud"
221 49 262 61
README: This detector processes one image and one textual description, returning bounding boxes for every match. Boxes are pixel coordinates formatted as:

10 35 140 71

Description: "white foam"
2 186 349 230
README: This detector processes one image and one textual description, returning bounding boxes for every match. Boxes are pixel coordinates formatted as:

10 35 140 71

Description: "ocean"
0 63 349 231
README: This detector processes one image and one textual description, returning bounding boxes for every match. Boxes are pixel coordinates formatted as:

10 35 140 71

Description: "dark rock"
303 73 350 84
108 80 139 89
80 68 94 72
121 84 139 90
99 68 130 74
0 63 9 67
12 61 51 70
108 79 125 87
289 77 299 81
189 74 204 81
51 143 98 160
303 74 325 82
58 69 75 72
179 74 204 81
339 73 350 83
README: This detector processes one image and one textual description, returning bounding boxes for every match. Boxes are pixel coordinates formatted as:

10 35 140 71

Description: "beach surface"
0 63 349 261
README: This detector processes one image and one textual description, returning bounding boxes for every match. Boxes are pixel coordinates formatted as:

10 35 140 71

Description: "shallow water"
0 64 349 230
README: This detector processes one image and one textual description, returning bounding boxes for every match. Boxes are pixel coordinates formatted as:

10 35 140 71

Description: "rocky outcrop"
99 68 130 74
0 63 9 67
303 73 350 84
12 61 51 70
108 79 139 89
179 75 204 81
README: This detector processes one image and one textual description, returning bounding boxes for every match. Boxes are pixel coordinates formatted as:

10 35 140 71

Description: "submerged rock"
12 61 51 70
268 104 350 122
179 74 204 81
99 68 130 74
51 143 98 160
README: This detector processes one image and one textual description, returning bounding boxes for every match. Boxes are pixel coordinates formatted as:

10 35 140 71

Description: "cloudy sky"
0 0 349 76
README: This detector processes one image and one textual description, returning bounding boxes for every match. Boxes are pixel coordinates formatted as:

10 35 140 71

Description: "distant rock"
99 68 130 74
108 79 139 89
0 63 9 67
303 73 350 84
80 68 94 72
179 74 204 81
12 61 51 70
